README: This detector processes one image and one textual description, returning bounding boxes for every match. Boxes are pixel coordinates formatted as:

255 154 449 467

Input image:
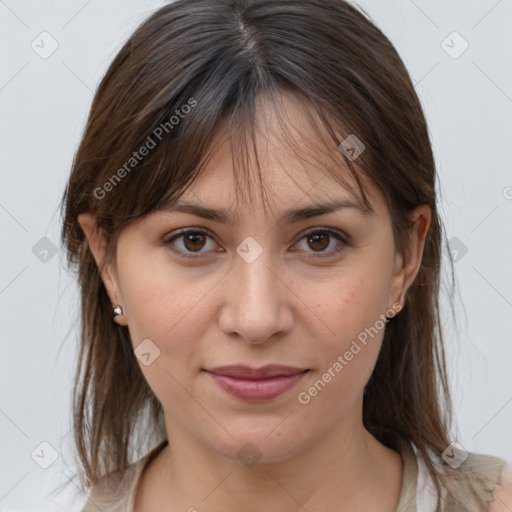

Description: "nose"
217 245 294 345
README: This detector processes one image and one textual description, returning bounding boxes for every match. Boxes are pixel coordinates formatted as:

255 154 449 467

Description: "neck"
139 401 403 512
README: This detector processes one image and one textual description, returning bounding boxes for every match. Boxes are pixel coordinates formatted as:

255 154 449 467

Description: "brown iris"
183 232 207 252
307 232 330 252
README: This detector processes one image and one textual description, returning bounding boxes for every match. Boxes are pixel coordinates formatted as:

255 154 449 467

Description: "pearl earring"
113 305 123 317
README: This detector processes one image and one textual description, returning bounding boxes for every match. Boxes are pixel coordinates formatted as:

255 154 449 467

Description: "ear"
387 204 432 312
77 213 128 326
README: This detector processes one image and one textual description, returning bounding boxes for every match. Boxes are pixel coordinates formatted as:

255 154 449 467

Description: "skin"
79 92 431 512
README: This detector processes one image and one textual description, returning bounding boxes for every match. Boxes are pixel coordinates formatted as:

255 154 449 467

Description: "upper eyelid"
163 226 350 249
164 225 348 239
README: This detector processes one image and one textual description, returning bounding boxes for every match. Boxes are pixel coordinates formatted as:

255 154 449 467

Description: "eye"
163 227 349 260
163 228 220 259
293 228 349 258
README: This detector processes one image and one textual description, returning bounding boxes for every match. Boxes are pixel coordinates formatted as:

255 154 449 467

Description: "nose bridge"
236 240 275 298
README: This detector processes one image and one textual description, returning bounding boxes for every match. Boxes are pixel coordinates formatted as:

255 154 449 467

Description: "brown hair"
59 0 476 509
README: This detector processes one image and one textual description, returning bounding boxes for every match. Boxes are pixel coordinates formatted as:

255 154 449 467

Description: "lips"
205 364 308 379
203 365 309 402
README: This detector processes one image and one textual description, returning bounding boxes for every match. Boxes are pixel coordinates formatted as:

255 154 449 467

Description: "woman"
59 0 512 511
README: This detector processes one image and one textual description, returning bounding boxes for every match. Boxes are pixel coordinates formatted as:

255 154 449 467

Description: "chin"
203 422 317 465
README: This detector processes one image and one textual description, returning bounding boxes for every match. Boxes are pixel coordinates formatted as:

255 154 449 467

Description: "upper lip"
204 364 308 380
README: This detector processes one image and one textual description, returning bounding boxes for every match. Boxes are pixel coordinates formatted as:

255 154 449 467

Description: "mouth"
202 365 310 402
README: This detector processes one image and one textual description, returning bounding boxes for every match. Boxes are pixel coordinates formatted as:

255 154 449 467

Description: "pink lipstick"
204 364 309 402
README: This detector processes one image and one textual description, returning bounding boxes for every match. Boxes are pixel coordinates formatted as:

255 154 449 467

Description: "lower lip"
205 371 309 402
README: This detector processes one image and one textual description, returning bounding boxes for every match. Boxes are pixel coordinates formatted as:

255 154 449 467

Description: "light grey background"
1 0 511 510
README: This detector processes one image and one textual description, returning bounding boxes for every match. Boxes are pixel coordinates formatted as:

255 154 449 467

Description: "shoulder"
438 449 510 512
79 460 144 512
80 441 168 512
488 462 512 512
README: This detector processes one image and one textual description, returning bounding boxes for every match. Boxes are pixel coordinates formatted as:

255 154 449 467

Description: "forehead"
169 91 384 222
174 155 371 224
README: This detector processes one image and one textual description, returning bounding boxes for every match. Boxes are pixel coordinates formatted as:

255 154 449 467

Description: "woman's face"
80 93 430 464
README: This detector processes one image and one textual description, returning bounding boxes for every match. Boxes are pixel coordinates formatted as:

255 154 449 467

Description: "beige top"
81 437 511 512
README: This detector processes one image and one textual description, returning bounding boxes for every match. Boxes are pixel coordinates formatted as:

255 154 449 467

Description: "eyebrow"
159 197 374 225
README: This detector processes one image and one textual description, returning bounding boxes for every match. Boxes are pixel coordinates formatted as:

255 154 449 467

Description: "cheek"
306 269 389 349
295 271 389 403
116 257 219 414
117 251 221 346
295 327 384 429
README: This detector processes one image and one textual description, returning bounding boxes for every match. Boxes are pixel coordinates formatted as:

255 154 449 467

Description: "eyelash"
162 227 349 260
